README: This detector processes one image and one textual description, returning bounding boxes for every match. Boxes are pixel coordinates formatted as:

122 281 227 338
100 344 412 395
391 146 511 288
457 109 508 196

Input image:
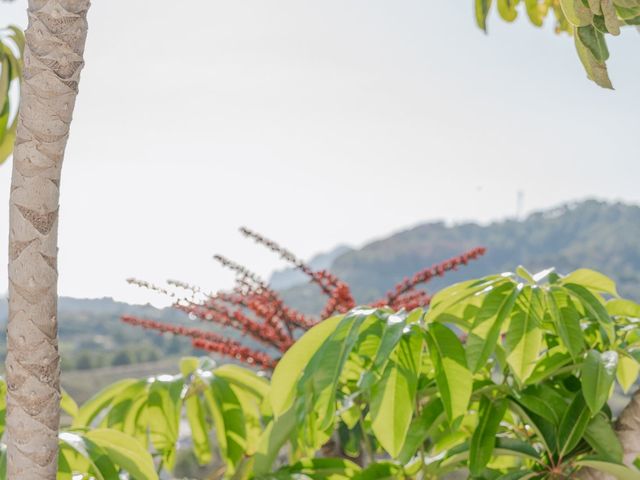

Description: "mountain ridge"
279 199 640 313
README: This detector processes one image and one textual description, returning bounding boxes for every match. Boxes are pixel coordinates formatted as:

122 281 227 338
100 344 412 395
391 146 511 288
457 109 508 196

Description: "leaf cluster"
476 0 640 87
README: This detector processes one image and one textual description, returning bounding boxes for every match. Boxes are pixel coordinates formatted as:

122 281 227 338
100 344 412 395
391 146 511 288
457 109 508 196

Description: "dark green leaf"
557 393 591 457
584 412 623 462
469 397 508 475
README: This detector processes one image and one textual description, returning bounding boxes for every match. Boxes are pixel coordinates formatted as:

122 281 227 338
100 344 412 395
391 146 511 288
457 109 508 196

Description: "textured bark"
578 389 640 480
6 1 90 478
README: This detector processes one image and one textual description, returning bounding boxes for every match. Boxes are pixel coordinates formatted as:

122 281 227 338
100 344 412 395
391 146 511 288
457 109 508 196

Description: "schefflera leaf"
466 282 519 373
425 323 472 427
581 349 618 414
504 286 544 385
370 326 423 457
469 396 508 475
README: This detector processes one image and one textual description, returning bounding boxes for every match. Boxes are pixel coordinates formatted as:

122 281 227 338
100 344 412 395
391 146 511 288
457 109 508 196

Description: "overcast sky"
1 1 638 305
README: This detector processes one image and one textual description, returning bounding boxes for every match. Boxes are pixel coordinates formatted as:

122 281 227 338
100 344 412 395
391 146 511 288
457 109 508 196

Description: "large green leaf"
607 299 640 318
253 407 297 475
397 398 445 464
425 323 472 426
515 384 568 425
184 389 212 465
147 376 183 469
59 432 120 480
557 393 591 457
575 458 640 479
547 289 584 359
73 379 141 428
562 268 618 297
560 0 594 25
469 397 508 475
525 347 572 385
564 283 614 343
269 457 362 479
353 462 404 480
584 412 623 462
370 328 423 457
61 389 79 419
297 309 372 433
466 283 519 372
617 353 640 394
84 429 159 480
206 376 247 471
582 350 618 414
215 363 270 400
574 27 613 88
428 275 507 320
270 315 342 416
504 287 544 384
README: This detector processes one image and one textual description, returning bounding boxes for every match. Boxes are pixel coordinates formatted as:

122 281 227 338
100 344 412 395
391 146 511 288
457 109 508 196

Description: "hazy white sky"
1 1 638 305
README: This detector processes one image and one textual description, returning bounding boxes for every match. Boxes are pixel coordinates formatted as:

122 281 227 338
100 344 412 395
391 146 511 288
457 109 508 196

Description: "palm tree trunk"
6 1 90 478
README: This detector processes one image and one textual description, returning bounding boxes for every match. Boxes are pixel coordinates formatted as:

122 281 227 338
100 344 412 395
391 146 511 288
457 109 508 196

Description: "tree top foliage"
476 0 639 88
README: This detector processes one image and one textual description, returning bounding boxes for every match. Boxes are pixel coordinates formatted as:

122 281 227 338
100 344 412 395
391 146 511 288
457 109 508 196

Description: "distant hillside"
269 244 353 289
280 200 640 313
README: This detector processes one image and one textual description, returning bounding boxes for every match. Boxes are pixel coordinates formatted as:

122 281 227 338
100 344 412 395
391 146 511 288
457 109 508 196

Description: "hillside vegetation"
281 200 640 313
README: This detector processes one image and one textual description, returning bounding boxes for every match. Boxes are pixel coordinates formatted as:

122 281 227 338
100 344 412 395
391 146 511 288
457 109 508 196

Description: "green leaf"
184 390 212 465
147 376 183 469
60 389 79 419
493 437 542 462
253 407 297 475
270 315 342 416
516 266 535 283
272 457 362 479
607 299 640 318
505 287 544 384
205 376 247 471
498 0 520 21
525 347 572 385
574 26 613 88
560 0 594 25
577 25 610 62
428 275 508 320
297 310 374 435
617 353 640 394
476 0 493 31
215 363 270 400
575 458 640 479
525 0 547 26
425 323 472 426
548 289 584 359
370 329 423 457
469 397 508 475
84 429 159 480
59 432 120 480
515 385 568 425
564 283 614 344
467 283 519 373
73 379 141 428
587 0 602 14
557 393 591 457
397 398 445 464
582 350 618 414
562 269 618 297
601 0 622 34
353 462 404 480
584 412 623 462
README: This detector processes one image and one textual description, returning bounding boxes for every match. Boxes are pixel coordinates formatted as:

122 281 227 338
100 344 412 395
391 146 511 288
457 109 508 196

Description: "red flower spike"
121 228 486 370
